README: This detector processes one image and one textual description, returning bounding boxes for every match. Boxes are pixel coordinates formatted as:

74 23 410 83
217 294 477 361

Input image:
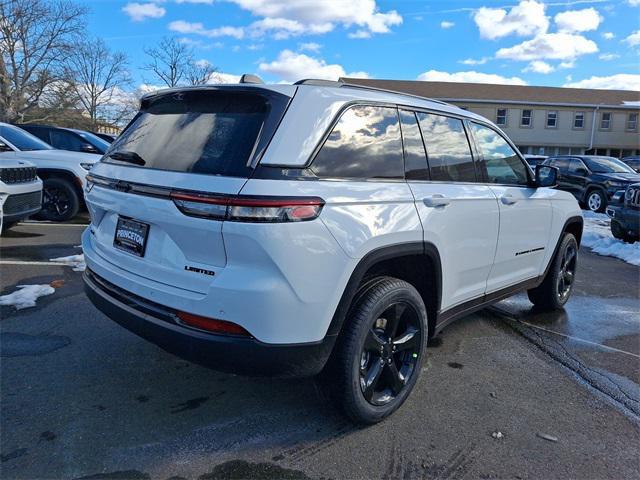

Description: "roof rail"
240 74 264 84
340 81 453 107
294 79 344 87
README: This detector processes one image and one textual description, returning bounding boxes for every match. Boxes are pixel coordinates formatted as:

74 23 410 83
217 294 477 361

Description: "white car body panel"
0 159 43 229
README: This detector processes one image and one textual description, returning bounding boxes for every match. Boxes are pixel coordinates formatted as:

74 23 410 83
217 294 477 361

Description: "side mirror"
575 167 588 176
80 143 98 154
536 165 558 188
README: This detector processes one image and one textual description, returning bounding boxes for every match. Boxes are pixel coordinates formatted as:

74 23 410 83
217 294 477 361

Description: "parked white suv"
82 79 583 423
0 123 100 221
0 159 42 234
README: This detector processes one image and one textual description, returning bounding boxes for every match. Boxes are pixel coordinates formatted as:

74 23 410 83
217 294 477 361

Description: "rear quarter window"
310 105 404 180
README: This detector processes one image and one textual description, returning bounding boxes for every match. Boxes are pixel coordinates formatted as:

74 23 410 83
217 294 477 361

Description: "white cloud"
564 73 640 90
417 70 527 85
226 0 402 38
259 50 368 82
208 72 243 84
624 30 640 46
496 33 598 61
523 60 555 73
299 42 322 52
440 21 455 29
168 20 245 39
627 0 640 5
554 8 601 33
473 0 549 40
559 60 575 68
459 57 490 65
348 30 371 39
602 32 615 39
122 2 165 21
598 53 620 60
176 0 214 3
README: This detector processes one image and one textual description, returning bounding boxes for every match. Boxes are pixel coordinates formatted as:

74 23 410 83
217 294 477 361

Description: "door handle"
423 194 451 207
501 194 518 205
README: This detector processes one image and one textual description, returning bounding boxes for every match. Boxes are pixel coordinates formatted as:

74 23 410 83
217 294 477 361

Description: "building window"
520 109 533 127
573 112 585 129
496 108 507 126
600 112 612 130
627 113 638 131
546 111 558 128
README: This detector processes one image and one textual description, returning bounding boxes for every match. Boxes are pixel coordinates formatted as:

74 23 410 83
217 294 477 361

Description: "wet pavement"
491 247 640 416
1 220 639 479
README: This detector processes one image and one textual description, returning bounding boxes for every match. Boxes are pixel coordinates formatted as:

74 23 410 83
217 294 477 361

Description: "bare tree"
143 36 217 88
0 0 87 122
65 37 131 129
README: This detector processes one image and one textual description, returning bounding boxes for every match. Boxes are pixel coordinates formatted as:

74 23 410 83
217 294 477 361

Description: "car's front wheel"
37 178 80 222
528 233 578 310
331 277 427 424
586 189 606 213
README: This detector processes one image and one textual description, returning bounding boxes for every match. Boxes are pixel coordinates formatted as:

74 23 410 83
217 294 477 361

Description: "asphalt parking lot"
1 219 639 480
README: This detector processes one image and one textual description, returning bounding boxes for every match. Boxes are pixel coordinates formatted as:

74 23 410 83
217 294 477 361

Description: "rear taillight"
177 311 250 337
171 192 324 222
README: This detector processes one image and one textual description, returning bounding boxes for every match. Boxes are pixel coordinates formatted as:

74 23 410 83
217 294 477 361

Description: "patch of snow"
623 101 640 106
0 285 55 310
49 254 85 272
582 211 640 266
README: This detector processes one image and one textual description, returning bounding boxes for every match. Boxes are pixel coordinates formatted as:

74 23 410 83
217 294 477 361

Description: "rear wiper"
107 150 146 166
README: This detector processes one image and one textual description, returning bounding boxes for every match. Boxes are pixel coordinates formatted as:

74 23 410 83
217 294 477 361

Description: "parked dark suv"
18 125 109 155
544 155 640 212
606 183 640 243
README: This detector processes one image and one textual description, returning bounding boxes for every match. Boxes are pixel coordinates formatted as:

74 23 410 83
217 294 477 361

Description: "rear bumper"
83 268 336 377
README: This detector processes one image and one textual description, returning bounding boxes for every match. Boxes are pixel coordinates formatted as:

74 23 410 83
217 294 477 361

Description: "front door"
468 122 552 292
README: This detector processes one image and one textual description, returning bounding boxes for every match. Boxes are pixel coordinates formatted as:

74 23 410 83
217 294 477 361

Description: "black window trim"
398 108 431 181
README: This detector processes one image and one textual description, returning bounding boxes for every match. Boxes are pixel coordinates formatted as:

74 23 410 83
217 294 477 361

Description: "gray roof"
341 78 640 108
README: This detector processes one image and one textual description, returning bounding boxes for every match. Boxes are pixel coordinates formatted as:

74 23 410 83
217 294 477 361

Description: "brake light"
171 192 324 222
177 311 250 337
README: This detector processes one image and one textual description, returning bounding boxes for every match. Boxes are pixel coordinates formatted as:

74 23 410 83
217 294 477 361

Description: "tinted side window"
50 130 83 151
311 105 403 179
469 123 529 186
399 110 429 180
417 112 476 182
554 158 570 171
568 159 581 174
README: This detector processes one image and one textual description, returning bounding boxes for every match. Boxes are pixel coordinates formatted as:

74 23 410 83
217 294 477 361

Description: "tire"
37 178 80 222
611 220 637 244
585 189 606 213
1 221 17 236
528 233 578 311
330 276 428 424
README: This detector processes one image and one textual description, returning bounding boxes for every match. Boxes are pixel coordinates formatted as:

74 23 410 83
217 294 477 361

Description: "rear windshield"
105 89 289 178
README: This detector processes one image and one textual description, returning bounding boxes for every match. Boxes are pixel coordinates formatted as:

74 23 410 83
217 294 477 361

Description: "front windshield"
77 130 110 151
0 124 53 151
584 156 636 174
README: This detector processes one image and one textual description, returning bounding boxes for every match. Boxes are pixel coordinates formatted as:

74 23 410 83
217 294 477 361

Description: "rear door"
468 122 552 291
404 110 499 311
85 87 293 294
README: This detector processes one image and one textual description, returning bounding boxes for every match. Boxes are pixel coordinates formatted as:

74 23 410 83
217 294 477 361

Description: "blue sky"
82 0 640 90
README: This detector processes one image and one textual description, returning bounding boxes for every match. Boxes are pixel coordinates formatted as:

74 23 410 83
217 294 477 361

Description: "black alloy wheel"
556 241 577 303
329 277 428 424
37 178 80 222
359 302 422 406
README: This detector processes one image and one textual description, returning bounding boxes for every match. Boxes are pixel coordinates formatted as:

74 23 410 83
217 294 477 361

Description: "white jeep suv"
0 123 100 222
82 79 583 423
0 159 42 234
